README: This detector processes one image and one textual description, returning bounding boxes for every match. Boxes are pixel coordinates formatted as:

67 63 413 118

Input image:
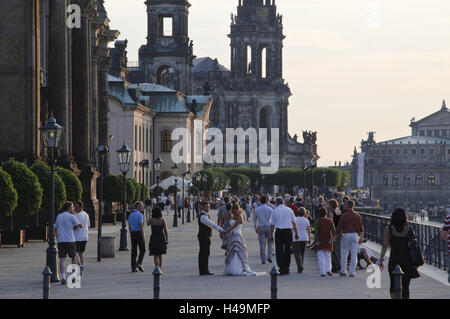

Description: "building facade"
0 0 119 226
127 0 318 170
351 101 450 213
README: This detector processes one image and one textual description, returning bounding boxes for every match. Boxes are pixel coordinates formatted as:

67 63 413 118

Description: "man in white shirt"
292 207 311 273
253 195 274 264
73 201 90 272
270 197 299 275
55 201 83 285
198 201 224 275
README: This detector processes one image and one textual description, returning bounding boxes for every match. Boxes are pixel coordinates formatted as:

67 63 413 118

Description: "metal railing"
359 212 447 270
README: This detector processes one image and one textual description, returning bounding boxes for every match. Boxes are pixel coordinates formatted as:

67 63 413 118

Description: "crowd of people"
51 187 450 299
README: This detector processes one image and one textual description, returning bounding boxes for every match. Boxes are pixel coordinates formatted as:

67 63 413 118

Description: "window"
403 149 407 154
427 130 432 136
442 130 447 137
419 130 425 136
388 150 392 155
161 130 173 153
412 149 416 155
428 175 436 185
261 47 267 78
246 45 252 76
146 128 149 153
396 149 400 154
420 149 425 155
404 176 411 186
383 175 388 186
158 16 173 36
434 130 440 137
430 149 434 155
416 176 423 185
134 125 137 151
139 126 142 152
393 176 399 186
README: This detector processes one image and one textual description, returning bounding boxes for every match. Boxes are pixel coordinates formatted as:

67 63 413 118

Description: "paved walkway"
0 210 448 299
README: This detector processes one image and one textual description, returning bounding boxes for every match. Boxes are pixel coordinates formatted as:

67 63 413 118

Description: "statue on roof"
442 99 447 110
202 81 210 96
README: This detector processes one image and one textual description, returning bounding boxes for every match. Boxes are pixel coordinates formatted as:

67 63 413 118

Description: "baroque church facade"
127 0 318 169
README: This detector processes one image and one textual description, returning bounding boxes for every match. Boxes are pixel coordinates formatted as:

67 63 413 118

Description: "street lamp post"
181 170 192 225
303 165 308 199
194 172 202 220
139 160 149 202
172 164 180 227
153 158 163 206
261 174 266 194
187 179 192 222
97 145 109 262
40 114 63 283
310 159 317 219
117 143 131 251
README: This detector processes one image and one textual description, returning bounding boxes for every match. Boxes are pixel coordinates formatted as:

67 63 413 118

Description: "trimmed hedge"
1 158 42 216
151 186 165 198
230 173 251 194
125 178 136 204
103 175 122 203
0 167 18 218
56 166 82 203
31 160 67 213
165 185 180 196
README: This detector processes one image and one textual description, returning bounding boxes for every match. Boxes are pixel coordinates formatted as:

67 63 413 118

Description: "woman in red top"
314 207 336 277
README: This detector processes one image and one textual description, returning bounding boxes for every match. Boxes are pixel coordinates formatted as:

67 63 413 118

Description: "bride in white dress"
223 204 256 276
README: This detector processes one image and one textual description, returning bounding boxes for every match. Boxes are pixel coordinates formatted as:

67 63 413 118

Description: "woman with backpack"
379 208 421 299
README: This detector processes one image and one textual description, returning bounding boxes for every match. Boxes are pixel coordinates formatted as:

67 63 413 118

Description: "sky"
104 0 450 167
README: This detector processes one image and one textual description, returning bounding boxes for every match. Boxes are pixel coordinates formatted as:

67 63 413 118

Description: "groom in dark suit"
198 201 224 275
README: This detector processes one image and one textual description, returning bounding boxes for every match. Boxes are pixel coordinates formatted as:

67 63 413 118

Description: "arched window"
246 45 252 76
260 107 268 129
416 175 423 185
383 175 388 186
261 47 267 78
156 65 175 88
161 130 172 153
403 176 411 186
428 175 436 186
393 176 399 186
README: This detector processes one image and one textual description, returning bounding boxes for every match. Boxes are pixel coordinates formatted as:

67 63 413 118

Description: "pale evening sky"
104 0 450 167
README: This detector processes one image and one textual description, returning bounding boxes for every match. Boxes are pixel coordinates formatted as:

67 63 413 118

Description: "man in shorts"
74 201 90 273
55 201 83 285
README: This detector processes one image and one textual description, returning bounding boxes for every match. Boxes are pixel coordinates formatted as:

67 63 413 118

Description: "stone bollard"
270 266 279 299
101 236 116 258
153 267 162 299
393 265 404 299
42 266 52 299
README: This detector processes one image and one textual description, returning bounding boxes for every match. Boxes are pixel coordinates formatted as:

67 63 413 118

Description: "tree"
131 179 142 203
125 178 136 204
31 160 67 214
151 186 165 198
103 175 122 203
0 167 18 230
166 185 180 196
230 173 251 194
1 159 42 218
56 166 82 203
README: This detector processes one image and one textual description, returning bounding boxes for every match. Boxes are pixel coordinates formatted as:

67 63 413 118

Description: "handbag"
408 228 424 268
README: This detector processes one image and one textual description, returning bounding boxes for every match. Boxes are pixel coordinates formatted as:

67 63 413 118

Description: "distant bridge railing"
359 212 447 270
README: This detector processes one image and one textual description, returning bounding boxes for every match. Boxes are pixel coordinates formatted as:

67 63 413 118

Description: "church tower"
226 0 290 145
230 0 284 82
138 0 195 94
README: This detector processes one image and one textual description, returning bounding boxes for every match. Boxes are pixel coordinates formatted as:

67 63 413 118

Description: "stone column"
98 53 112 172
48 0 76 168
72 0 98 228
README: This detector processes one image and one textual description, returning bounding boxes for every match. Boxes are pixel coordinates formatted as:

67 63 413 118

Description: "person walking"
147 207 168 270
198 201 224 275
336 200 364 277
73 201 90 273
253 195 274 264
314 207 336 277
129 202 146 272
55 201 83 285
270 197 299 275
379 208 420 299
441 212 450 283
328 199 342 273
144 196 153 222
292 207 311 273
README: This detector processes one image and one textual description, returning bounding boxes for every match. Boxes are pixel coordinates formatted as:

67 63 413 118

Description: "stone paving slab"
0 210 448 299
